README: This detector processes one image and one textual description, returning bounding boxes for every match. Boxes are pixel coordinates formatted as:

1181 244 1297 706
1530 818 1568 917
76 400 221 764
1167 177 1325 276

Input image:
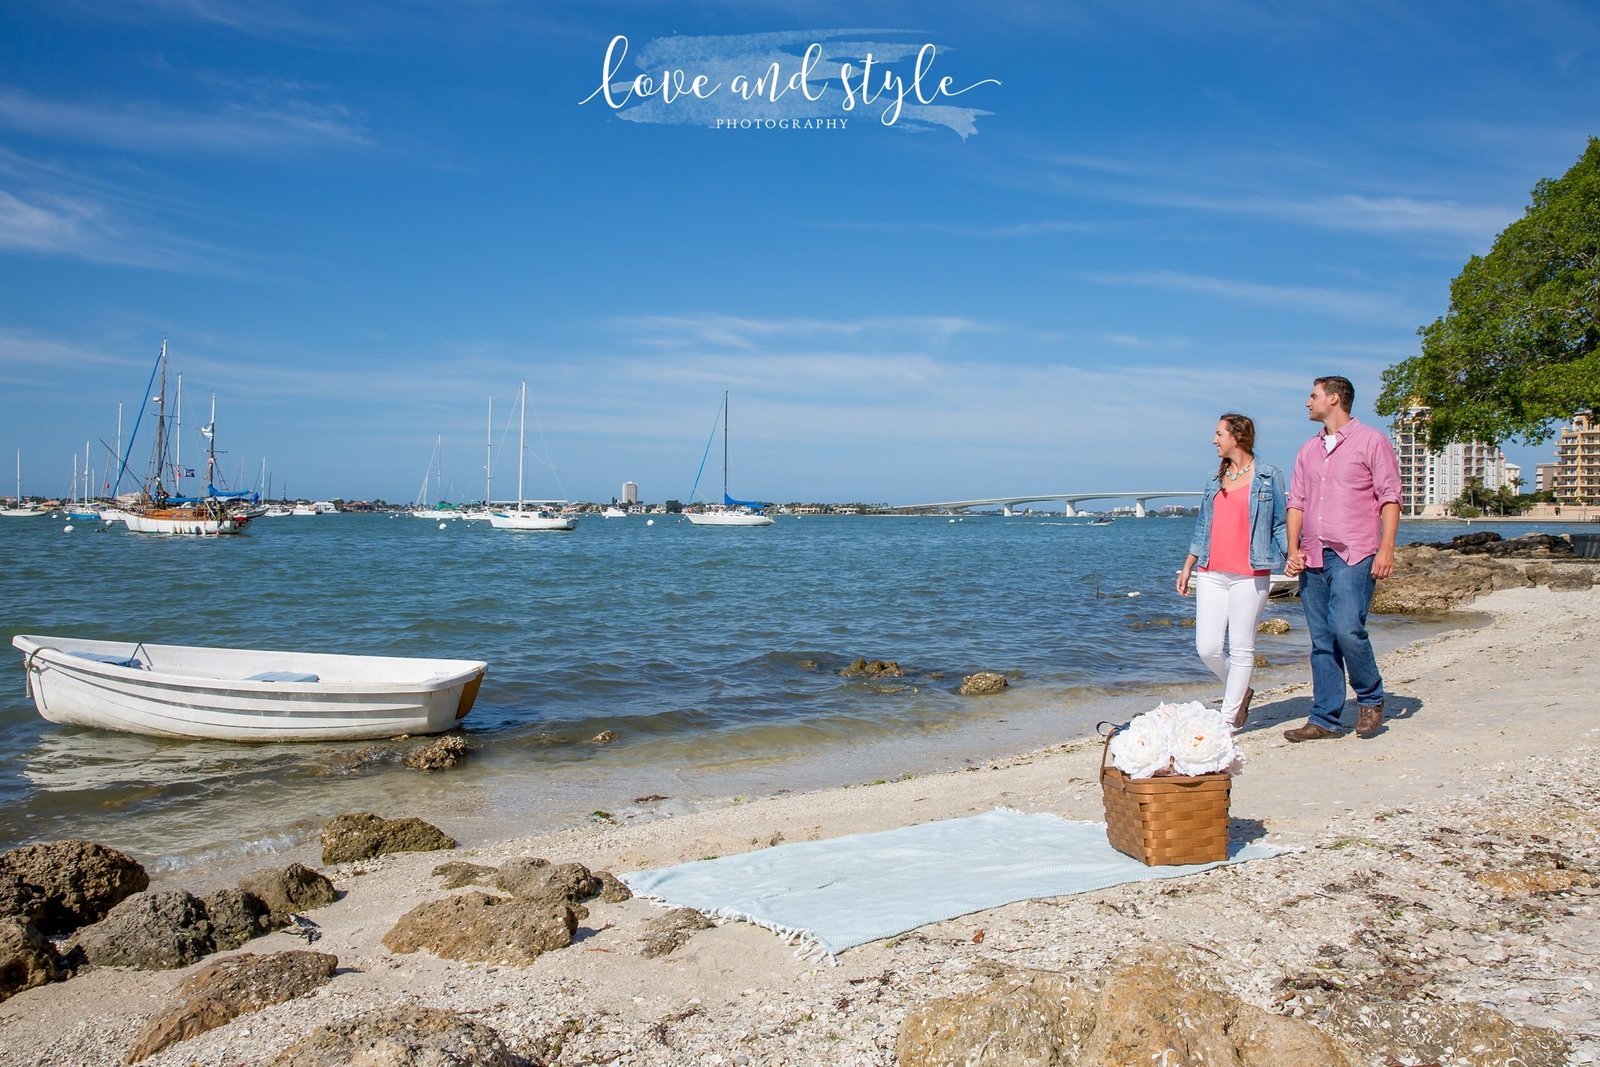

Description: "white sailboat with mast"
487 380 576 532
2 450 43 517
685 391 774 527
115 338 255 536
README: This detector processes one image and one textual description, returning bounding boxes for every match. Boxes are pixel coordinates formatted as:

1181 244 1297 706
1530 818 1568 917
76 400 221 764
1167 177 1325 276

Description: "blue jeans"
1298 549 1384 730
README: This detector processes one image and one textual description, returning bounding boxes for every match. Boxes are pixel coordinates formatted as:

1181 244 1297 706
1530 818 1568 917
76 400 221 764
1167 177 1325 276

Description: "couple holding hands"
1175 375 1403 742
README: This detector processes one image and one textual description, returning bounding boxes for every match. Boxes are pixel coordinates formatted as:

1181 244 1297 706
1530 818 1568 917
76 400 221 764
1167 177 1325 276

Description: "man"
1281 375 1401 741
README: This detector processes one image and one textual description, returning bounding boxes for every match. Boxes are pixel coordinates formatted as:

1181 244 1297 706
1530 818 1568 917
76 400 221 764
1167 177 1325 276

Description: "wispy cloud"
0 184 227 270
618 313 996 352
1081 269 1417 323
0 87 371 155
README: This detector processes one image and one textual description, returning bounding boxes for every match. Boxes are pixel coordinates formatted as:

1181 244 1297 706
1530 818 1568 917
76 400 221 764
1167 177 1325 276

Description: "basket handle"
1095 720 1123 778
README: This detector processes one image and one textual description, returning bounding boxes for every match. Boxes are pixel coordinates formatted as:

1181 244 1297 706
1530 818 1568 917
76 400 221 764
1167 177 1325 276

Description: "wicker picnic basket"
1099 727 1231 866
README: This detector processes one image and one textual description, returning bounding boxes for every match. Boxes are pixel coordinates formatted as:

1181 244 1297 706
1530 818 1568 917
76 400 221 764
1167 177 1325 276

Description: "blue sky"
2 1 1595 505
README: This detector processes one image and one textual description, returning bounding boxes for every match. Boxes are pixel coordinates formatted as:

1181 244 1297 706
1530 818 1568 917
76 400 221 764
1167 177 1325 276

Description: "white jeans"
1193 570 1271 719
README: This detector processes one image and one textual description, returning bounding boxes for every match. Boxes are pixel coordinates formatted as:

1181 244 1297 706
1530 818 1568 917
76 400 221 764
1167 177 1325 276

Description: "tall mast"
204 393 217 495
173 370 183 493
517 381 526 510
151 338 168 499
722 390 730 499
485 395 493 507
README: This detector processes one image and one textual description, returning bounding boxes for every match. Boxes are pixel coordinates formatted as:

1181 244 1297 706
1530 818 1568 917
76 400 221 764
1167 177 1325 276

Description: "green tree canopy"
1377 137 1600 448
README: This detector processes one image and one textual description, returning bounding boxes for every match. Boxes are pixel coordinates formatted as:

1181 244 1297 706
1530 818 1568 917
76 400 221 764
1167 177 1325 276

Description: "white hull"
0 508 46 518
412 510 467 520
602 507 627 518
686 509 774 527
488 510 577 531
121 512 246 536
14 635 486 742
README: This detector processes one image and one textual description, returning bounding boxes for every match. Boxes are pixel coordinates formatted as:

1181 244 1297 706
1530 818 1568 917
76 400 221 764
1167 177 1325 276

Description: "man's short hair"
1315 375 1355 412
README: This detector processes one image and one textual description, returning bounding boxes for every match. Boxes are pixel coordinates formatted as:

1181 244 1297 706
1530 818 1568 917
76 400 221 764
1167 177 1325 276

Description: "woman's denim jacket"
1187 462 1289 572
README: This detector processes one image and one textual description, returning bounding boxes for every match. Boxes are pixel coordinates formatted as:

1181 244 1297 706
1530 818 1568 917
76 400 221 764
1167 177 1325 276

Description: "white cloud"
1080 269 1417 323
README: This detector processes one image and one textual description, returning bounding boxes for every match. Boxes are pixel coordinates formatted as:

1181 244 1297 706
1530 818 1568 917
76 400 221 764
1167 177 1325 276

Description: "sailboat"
2 450 44 517
113 339 257 536
410 436 465 519
685 391 774 527
64 442 101 521
488 381 576 532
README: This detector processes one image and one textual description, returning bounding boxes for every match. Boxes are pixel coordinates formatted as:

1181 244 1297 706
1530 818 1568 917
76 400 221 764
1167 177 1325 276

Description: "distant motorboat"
602 506 627 518
1088 517 1115 526
13 634 486 742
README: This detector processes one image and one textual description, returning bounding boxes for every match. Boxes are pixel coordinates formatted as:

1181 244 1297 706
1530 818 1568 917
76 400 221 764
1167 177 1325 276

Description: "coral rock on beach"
1257 617 1291 634
0 915 63 1002
431 860 498 889
68 890 214 971
958 671 1009 695
124 949 338 1063
199 888 274 950
0 840 149 935
381 890 578 965
320 813 455 865
238 862 338 919
897 946 1357 1066
840 657 905 678
403 734 469 771
640 907 715 959
270 1003 519 1067
1373 533 1599 614
495 859 598 906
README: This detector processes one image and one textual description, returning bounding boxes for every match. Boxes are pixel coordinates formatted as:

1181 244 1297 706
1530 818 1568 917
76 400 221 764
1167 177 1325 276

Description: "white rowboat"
13 635 486 742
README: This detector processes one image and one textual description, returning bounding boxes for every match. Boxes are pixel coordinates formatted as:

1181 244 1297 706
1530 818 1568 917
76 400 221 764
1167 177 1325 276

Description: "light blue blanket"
621 808 1282 960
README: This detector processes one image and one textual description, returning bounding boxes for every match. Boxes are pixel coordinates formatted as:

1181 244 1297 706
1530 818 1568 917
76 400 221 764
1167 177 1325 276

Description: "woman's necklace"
1223 461 1254 483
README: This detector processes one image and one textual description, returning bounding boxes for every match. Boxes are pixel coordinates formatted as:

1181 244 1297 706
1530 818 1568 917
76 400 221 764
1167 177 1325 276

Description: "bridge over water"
894 491 1203 518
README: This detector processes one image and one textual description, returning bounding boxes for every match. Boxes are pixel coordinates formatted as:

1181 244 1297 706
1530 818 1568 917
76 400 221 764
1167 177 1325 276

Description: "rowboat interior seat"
69 651 144 669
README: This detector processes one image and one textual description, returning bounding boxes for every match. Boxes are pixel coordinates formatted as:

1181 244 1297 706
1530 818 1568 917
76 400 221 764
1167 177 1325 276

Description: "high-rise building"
1389 407 1512 516
1535 462 1560 494
1552 413 1600 505
621 481 638 504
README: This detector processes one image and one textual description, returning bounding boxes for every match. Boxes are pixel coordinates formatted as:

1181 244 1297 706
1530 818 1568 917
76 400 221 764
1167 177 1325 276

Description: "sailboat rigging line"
524 393 569 502
687 393 724 503
113 347 164 497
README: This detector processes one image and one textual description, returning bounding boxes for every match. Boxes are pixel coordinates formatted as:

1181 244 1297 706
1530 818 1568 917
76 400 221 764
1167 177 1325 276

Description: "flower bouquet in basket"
1099 701 1241 866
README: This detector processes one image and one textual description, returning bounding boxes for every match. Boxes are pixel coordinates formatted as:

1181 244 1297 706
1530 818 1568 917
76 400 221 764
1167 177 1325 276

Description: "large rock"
839 657 905 678
201 888 274 950
320 814 455 865
0 840 149 935
958 671 1009 695
237 862 338 917
896 968 1087 1065
495 859 597 906
640 907 714 959
593 870 632 903
897 946 1357 1067
70 890 214 970
271 1003 517 1067
0 916 63 1002
124 950 338 1063
432 861 497 890
381 891 577 965
1322 993 1570 1067
403 735 469 771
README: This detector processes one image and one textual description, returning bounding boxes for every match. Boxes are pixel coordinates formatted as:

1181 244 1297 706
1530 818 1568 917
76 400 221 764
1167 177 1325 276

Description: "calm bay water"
0 512 1553 871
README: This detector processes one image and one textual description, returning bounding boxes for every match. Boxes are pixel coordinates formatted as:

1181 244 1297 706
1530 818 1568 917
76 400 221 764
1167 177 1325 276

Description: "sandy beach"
3 582 1598 1066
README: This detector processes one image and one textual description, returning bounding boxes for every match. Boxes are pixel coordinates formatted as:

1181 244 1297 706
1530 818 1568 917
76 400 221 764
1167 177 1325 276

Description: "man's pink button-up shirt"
1286 418 1401 566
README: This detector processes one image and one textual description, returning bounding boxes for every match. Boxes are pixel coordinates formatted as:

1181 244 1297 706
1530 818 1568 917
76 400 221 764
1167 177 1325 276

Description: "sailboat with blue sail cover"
685 391 774 527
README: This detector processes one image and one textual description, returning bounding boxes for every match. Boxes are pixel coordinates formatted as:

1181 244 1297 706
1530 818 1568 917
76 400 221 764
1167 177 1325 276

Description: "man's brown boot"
1284 721 1345 742
1355 703 1384 738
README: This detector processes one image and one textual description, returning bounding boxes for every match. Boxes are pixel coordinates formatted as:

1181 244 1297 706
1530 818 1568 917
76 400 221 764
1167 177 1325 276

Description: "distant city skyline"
2 2 1596 504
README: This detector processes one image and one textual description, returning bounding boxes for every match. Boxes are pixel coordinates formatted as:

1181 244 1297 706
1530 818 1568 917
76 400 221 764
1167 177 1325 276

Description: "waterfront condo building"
1389 407 1513 516
621 481 639 505
1552 413 1600 506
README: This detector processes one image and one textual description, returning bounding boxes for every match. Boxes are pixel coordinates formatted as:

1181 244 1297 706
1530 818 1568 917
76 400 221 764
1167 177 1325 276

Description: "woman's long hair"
1216 413 1256 483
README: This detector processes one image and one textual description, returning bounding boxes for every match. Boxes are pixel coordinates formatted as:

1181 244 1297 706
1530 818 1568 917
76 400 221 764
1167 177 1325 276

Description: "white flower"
1167 703 1239 776
1108 712 1174 778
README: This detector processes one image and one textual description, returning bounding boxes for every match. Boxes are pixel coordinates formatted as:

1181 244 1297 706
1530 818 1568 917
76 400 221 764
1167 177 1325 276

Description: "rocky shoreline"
2 548 1598 1066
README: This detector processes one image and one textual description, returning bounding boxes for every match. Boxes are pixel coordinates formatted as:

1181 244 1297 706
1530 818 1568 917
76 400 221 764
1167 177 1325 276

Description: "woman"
1176 413 1287 729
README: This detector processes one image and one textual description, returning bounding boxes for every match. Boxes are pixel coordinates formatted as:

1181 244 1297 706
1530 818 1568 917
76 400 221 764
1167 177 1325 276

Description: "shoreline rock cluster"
1372 532 1600 614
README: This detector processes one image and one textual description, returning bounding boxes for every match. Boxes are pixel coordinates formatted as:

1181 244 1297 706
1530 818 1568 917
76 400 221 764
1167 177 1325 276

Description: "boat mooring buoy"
438 522 447 530
63 524 74 533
